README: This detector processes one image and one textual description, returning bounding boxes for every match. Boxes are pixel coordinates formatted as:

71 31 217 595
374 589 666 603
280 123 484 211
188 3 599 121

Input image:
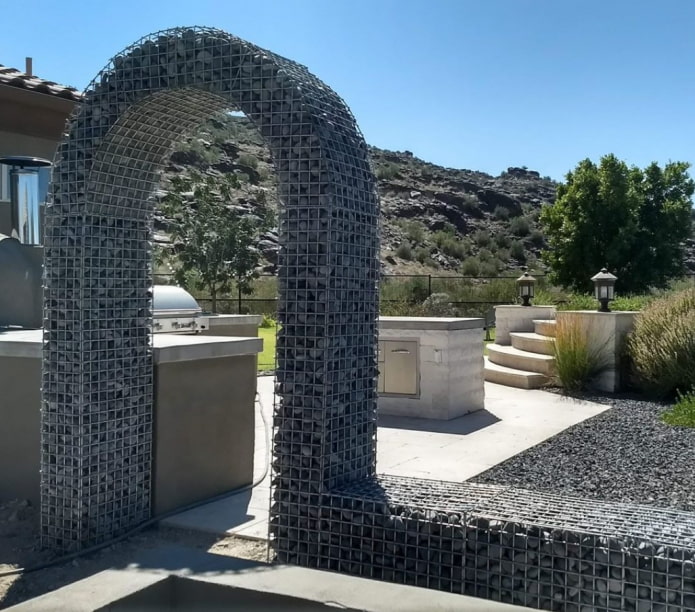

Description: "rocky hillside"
155 113 695 278
371 148 555 275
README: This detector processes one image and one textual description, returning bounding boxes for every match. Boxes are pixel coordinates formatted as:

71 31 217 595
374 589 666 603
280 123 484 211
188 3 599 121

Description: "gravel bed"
471 393 695 512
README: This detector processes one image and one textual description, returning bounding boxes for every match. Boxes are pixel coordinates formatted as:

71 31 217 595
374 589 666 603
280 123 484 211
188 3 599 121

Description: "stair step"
484 357 550 389
487 344 556 375
510 332 556 355
533 319 556 338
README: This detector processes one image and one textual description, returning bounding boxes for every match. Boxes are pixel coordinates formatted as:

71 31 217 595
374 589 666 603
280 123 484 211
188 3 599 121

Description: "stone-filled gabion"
43 26 380 551
44 26 695 612
272 475 695 611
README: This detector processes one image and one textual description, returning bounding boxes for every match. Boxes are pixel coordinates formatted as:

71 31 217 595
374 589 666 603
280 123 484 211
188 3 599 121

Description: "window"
0 164 9 202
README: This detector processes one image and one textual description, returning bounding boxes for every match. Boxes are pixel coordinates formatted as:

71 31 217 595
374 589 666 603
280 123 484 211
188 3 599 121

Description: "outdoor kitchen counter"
0 329 262 513
0 329 262 361
377 316 485 420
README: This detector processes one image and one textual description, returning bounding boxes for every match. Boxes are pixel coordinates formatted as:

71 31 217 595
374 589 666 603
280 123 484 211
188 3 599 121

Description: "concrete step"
510 332 555 356
487 344 556 376
533 319 556 338
483 357 550 389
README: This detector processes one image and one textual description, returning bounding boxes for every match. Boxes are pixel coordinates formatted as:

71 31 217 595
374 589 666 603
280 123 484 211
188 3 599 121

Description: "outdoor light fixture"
516 268 536 307
591 267 617 312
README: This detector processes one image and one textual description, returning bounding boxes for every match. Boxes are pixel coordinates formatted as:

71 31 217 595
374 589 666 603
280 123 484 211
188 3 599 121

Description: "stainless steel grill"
152 285 202 334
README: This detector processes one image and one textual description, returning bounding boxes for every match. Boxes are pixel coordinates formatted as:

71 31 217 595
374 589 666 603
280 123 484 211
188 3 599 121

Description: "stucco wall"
0 356 41 504
0 352 257 513
555 310 637 392
153 355 256 515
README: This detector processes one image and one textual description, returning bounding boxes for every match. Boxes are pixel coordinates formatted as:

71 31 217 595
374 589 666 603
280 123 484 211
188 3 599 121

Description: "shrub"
174 138 221 166
400 220 427 244
395 243 412 260
611 294 653 311
510 216 531 236
415 247 430 264
260 313 276 328
381 300 427 317
494 206 510 221
529 229 545 247
422 293 455 316
553 314 612 393
481 261 500 277
495 234 511 249
478 248 494 263
461 194 479 213
377 163 400 180
473 230 491 247
627 288 695 398
461 257 480 277
237 153 259 169
381 276 429 304
440 237 467 259
662 389 695 427
433 229 455 248
477 278 518 302
510 240 526 260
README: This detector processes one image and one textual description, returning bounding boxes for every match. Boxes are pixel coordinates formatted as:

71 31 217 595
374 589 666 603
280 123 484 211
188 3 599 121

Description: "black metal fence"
155 273 539 316
156 271 695 318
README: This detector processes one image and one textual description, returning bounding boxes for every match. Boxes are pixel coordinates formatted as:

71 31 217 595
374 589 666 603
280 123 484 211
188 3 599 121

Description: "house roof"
0 65 82 102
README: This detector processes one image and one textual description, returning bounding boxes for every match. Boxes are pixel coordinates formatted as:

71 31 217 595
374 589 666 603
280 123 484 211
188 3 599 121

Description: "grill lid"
152 285 201 318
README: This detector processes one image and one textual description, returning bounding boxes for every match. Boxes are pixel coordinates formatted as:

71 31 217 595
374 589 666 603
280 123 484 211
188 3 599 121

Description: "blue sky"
2 0 695 181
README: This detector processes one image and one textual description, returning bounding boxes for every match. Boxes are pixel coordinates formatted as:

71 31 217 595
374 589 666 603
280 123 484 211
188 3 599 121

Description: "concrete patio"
162 377 608 539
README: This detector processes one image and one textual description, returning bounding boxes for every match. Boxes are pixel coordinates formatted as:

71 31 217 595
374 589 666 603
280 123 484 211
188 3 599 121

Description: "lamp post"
591 268 617 312
516 269 536 307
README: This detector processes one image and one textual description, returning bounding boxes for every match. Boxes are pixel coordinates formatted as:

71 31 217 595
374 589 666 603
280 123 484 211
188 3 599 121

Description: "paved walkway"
162 377 608 539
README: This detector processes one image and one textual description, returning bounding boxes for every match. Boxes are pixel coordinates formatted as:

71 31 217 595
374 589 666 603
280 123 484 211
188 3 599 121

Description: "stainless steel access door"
378 339 419 396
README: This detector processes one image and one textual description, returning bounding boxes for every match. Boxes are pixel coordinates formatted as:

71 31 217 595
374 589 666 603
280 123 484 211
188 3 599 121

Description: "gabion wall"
43 26 380 550
44 26 695 612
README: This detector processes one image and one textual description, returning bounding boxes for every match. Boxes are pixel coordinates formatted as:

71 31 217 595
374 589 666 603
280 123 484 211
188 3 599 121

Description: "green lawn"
484 327 496 356
257 324 277 371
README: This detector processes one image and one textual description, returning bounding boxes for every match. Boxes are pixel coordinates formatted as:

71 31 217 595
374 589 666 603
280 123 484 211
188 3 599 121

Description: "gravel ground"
471 393 695 511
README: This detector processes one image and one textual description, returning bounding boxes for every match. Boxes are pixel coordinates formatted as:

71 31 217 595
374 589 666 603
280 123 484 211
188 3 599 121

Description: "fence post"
238 285 242 314
428 275 432 298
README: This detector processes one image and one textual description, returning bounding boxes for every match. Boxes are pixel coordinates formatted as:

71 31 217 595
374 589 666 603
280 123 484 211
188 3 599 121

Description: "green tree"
160 171 273 312
540 154 693 292
628 161 694 289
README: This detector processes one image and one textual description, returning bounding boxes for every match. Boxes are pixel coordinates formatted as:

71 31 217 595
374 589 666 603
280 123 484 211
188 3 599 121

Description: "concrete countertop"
0 329 262 363
198 313 263 327
0 329 41 358
379 316 484 330
154 334 262 363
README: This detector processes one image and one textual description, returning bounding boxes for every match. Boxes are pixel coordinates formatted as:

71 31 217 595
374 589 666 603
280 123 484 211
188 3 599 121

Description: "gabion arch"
44 27 695 612
43 26 380 549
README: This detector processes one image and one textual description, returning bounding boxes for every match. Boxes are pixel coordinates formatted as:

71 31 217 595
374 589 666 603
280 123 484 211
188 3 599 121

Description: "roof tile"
0 64 82 102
